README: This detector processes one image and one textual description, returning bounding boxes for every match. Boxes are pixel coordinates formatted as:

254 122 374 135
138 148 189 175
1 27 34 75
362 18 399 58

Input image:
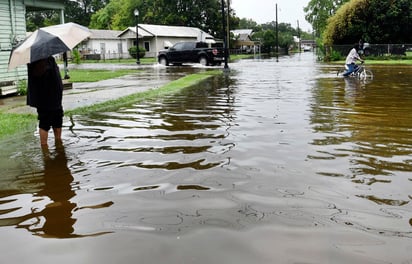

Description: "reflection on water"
310 66 412 198
0 142 112 238
1 55 411 262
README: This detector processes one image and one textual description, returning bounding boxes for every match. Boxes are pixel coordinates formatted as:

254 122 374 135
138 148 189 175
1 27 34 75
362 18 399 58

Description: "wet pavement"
1 64 192 114
1 54 412 264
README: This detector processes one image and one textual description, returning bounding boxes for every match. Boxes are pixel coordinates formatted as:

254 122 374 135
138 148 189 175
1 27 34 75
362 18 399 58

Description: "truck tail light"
212 49 218 56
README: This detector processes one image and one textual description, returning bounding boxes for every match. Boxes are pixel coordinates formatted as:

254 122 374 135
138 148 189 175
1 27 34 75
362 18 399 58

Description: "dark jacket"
27 56 63 110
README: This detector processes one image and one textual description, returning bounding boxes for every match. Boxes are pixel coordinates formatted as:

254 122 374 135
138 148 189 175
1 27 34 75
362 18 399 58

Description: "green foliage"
59 69 137 82
26 10 60 31
17 80 27 96
0 113 36 140
238 18 260 32
27 0 109 29
251 22 303 53
72 49 81 64
329 49 344 61
89 0 125 29
324 0 412 45
304 0 350 36
62 0 109 26
128 46 146 59
89 0 234 37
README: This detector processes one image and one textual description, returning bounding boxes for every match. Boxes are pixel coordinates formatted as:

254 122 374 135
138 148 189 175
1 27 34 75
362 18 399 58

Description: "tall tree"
64 0 109 26
304 0 348 36
323 0 412 45
26 0 109 30
26 10 60 31
89 0 234 38
252 22 297 52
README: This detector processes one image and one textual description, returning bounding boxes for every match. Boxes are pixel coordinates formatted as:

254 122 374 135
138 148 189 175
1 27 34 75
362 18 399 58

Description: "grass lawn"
62 69 138 82
331 55 412 65
0 112 37 140
365 59 412 65
68 57 157 65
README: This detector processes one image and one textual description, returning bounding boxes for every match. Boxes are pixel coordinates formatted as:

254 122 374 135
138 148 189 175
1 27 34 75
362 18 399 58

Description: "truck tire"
159 56 169 66
199 56 208 66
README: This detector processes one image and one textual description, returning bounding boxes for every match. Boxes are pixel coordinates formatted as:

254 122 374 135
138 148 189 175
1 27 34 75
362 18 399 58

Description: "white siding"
1 0 65 95
83 38 128 60
0 0 27 95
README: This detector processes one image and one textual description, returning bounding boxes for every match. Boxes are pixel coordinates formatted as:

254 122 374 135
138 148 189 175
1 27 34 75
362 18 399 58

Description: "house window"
144 41 150 51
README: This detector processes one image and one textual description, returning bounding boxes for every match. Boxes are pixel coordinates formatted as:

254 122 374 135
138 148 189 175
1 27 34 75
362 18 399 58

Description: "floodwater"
1 53 412 263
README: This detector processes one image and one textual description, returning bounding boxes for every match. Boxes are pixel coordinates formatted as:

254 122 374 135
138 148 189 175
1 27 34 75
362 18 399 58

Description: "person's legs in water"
39 128 49 146
38 110 51 146
38 109 63 146
53 127 62 143
51 109 63 144
343 64 355 77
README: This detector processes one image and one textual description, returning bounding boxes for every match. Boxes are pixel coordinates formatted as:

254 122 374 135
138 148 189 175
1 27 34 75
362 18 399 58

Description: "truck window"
173 42 186 51
211 42 223 48
196 42 208 48
182 42 196 50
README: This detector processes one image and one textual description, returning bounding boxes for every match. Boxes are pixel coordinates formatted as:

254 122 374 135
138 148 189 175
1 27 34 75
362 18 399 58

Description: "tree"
89 0 233 38
26 10 60 31
251 22 298 52
323 0 412 45
26 0 109 30
237 18 260 31
64 0 109 26
304 0 349 36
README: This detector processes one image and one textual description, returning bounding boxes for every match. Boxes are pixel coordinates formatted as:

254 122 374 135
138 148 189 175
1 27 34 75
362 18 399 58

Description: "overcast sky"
230 0 312 32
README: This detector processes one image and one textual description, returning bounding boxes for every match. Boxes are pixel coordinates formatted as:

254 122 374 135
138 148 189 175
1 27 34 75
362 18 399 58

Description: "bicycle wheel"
359 69 373 79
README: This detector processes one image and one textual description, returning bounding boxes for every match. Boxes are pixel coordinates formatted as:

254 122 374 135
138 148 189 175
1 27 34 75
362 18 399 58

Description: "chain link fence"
332 44 412 57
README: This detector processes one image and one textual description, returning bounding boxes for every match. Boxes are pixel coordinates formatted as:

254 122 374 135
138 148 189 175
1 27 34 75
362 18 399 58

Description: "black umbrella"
8 22 91 70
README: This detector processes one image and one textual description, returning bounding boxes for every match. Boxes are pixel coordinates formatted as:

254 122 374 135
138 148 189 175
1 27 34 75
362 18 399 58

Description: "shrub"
128 46 146 59
72 49 81 64
329 49 343 61
17 80 27 96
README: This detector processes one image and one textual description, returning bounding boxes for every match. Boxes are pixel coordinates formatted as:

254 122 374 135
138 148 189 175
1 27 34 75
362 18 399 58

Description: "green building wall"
0 0 64 96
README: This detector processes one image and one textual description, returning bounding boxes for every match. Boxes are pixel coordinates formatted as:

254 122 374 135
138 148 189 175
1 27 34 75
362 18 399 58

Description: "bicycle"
336 62 373 80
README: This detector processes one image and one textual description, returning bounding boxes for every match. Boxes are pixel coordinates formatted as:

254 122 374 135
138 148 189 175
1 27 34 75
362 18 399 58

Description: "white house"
80 29 126 60
231 29 257 53
118 24 215 58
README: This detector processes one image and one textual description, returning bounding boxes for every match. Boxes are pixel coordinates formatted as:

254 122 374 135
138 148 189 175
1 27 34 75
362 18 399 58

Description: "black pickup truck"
158 41 224 66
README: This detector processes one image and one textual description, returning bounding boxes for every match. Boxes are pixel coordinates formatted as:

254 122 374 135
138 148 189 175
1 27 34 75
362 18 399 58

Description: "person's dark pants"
343 63 359 77
37 109 64 131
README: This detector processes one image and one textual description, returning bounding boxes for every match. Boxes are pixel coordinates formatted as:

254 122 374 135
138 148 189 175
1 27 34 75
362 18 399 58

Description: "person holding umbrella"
8 22 91 146
27 56 64 146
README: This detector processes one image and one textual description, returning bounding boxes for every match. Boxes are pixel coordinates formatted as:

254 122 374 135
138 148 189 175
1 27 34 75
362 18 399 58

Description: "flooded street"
1 53 411 263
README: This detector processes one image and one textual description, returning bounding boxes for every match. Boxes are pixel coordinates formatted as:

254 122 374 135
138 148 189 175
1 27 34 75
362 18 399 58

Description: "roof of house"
231 29 254 41
231 29 253 36
118 24 214 39
89 29 123 39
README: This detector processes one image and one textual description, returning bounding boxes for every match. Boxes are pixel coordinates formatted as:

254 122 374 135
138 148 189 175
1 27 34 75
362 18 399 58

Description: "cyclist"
343 43 364 77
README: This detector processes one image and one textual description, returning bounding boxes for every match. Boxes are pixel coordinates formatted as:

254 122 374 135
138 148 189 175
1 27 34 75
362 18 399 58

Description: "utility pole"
221 0 229 70
275 3 278 62
297 20 301 53
226 0 231 51
134 9 140 65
